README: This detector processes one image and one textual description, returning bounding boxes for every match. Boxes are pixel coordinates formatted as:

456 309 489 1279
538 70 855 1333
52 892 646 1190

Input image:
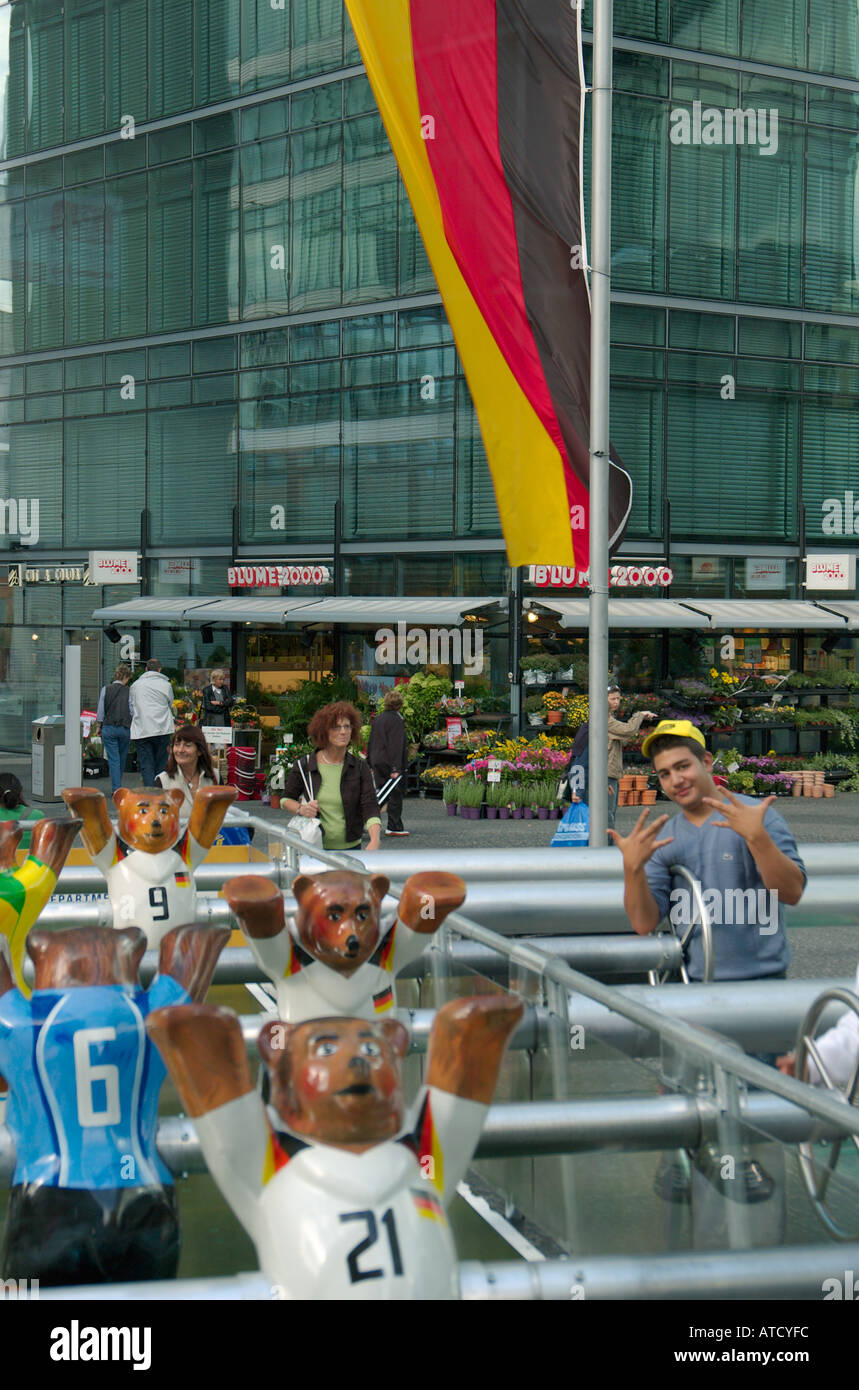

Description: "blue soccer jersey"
0 975 188 1190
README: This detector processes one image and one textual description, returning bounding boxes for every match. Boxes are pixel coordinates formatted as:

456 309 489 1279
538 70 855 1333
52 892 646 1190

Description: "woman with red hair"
281 702 381 852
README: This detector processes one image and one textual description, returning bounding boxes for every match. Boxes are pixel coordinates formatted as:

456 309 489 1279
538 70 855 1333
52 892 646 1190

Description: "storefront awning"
680 600 849 630
92 595 506 626
536 599 706 629
806 601 859 631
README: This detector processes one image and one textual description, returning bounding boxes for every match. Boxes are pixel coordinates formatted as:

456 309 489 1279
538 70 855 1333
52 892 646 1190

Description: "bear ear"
369 875 390 903
380 1018 410 1059
168 789 184 810
291 874 317 905
113 787 130 811
258 1018 295 1068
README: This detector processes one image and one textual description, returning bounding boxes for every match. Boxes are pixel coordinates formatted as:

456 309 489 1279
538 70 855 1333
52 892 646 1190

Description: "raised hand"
608 808 674 872
702 790 776 845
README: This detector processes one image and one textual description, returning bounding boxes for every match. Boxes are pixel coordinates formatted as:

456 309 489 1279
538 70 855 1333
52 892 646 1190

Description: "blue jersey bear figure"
0 920 228 1286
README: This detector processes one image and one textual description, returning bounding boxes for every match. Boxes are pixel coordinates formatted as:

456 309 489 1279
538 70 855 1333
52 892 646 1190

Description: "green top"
316 761 381 850
0 805 44 851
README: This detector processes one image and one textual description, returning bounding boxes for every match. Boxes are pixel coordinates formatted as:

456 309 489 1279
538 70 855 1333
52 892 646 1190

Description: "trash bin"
32 716 65 802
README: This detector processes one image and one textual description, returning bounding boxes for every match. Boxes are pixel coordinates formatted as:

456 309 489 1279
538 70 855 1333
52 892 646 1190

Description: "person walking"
96 663 134 794
130 658 175 788
606 682 657 829
281 702 381 853
201 669 233 728
368 689 410 836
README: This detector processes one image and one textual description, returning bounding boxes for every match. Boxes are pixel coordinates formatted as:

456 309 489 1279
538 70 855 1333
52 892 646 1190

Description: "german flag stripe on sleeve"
373 985 394 1014
261 1127 290 1188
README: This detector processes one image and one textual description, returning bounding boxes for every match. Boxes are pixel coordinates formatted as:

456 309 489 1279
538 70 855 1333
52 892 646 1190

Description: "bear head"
291 871 391 975
258 1014 410 1150
114 787 184 855
27 926 147 990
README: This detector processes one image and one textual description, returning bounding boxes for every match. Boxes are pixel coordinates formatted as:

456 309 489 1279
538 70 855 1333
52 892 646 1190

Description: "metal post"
588 0 613 845
62 643 82 790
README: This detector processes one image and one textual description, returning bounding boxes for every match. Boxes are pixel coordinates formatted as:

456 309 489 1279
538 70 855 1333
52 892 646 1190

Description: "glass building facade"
0 0 858 744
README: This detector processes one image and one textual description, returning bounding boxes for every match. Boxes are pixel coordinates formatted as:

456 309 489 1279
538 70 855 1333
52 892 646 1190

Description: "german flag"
373 984 394 1014
344 0 632 567
412 1189 446 1223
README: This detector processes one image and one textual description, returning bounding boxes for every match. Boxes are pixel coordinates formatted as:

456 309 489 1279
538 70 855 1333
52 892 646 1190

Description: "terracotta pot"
823 783 835 798
641 790 657 804
812 786 823 798
546 710 563 725
634 776 648 790
813 770 825 784
791 780 802 797
269 795 280 810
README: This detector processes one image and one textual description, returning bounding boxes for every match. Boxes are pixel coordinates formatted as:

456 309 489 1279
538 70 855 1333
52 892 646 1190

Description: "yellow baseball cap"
641 718 707 759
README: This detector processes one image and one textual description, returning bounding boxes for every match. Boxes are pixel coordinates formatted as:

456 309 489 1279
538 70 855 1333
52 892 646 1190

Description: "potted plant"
498 782 513 819
524 694 545 727
542 691 567 725
510 786 524 819
443 779 459 816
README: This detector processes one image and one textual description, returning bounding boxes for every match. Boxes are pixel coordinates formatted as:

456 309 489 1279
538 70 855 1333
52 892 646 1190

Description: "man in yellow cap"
610 719 805 982
610 720 806 1204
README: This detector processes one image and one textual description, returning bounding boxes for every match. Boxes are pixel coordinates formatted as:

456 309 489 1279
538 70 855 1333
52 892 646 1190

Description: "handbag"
286 757 324 848
551 800 589 848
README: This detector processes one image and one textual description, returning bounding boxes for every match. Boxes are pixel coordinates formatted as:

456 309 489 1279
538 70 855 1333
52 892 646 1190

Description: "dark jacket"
283 751 380 845
202 684 233 727
367 709 408 772
101 681 132 728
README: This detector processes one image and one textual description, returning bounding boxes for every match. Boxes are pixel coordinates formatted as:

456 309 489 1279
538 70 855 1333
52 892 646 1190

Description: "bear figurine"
147 991 523 1299
0 919 229 1285
0 817 81 995
223 869 466 1024
61 785 236 948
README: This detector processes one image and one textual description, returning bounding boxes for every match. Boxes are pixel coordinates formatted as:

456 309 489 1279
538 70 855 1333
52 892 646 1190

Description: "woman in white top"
156 724 219 813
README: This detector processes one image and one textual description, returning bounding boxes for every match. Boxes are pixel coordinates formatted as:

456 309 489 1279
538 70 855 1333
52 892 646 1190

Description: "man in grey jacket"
130 659 175 787
368 689 410 836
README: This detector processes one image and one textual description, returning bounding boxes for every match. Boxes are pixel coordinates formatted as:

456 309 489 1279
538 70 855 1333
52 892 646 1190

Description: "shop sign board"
805 554 856 591
528 564 673 589
691 557 722 581
158 558 202 584
88 551 139 584
745 558 786 590
228 564 331 588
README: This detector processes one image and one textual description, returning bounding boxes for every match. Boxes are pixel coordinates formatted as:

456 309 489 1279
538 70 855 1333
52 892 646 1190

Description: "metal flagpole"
587 0 613 845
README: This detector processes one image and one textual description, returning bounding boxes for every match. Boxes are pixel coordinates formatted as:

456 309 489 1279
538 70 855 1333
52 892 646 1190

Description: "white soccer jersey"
91 832 207 948
245 915 430 1023
194 1085 486 1300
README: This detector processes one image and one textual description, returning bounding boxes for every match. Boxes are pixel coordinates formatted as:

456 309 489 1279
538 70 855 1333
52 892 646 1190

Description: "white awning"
283 596 507 625
92 595 506 626
681 600 849 630
537 599 706 629
807 601 859 632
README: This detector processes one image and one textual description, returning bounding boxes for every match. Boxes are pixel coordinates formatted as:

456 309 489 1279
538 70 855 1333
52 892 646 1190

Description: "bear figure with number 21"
148 991 523 1299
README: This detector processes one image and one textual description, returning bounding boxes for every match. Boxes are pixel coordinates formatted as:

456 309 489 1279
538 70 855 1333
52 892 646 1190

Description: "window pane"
668 132 736 299
0 201 24 354
28 0 64 151
738 125 803 306
806 130 859 312
27 192 64 349
455 382 500 537
241 140 290 319
149 163 192 331
672 0 739 54
106 0 147 133
65 184 105 344
2 421 62 545
64 414 145 544
291 0 342 80
809 0 859 80
105 172 147 339
611 95 666 292
240 0 291 94
194 0 239 107
65 0 105 142
802 402 859 538
343 381 455 538
741 0 806 66
194 151 239 326
611 382 663 538
149 405 236 543
344 114 398 303
290 125 342 310
1 3 26 160
148 0 192 119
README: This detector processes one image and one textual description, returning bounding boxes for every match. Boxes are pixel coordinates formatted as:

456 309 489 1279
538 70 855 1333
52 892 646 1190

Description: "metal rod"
459 1244 859 1300
2 1092 851 1188
587 0 613 846
33 1243 859 1300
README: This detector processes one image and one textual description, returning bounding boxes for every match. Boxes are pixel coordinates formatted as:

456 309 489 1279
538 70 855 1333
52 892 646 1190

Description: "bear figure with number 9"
147 991 524 1299
0 920 229 1284
61 784 237 947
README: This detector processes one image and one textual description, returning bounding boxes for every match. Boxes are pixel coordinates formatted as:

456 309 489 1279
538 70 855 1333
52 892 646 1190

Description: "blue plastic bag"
551 800 589 847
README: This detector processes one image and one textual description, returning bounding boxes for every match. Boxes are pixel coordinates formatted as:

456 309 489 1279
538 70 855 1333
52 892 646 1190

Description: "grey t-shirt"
644 795 805 981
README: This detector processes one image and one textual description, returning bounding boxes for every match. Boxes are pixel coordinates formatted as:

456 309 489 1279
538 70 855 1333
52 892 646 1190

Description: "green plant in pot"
442 778 459 815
